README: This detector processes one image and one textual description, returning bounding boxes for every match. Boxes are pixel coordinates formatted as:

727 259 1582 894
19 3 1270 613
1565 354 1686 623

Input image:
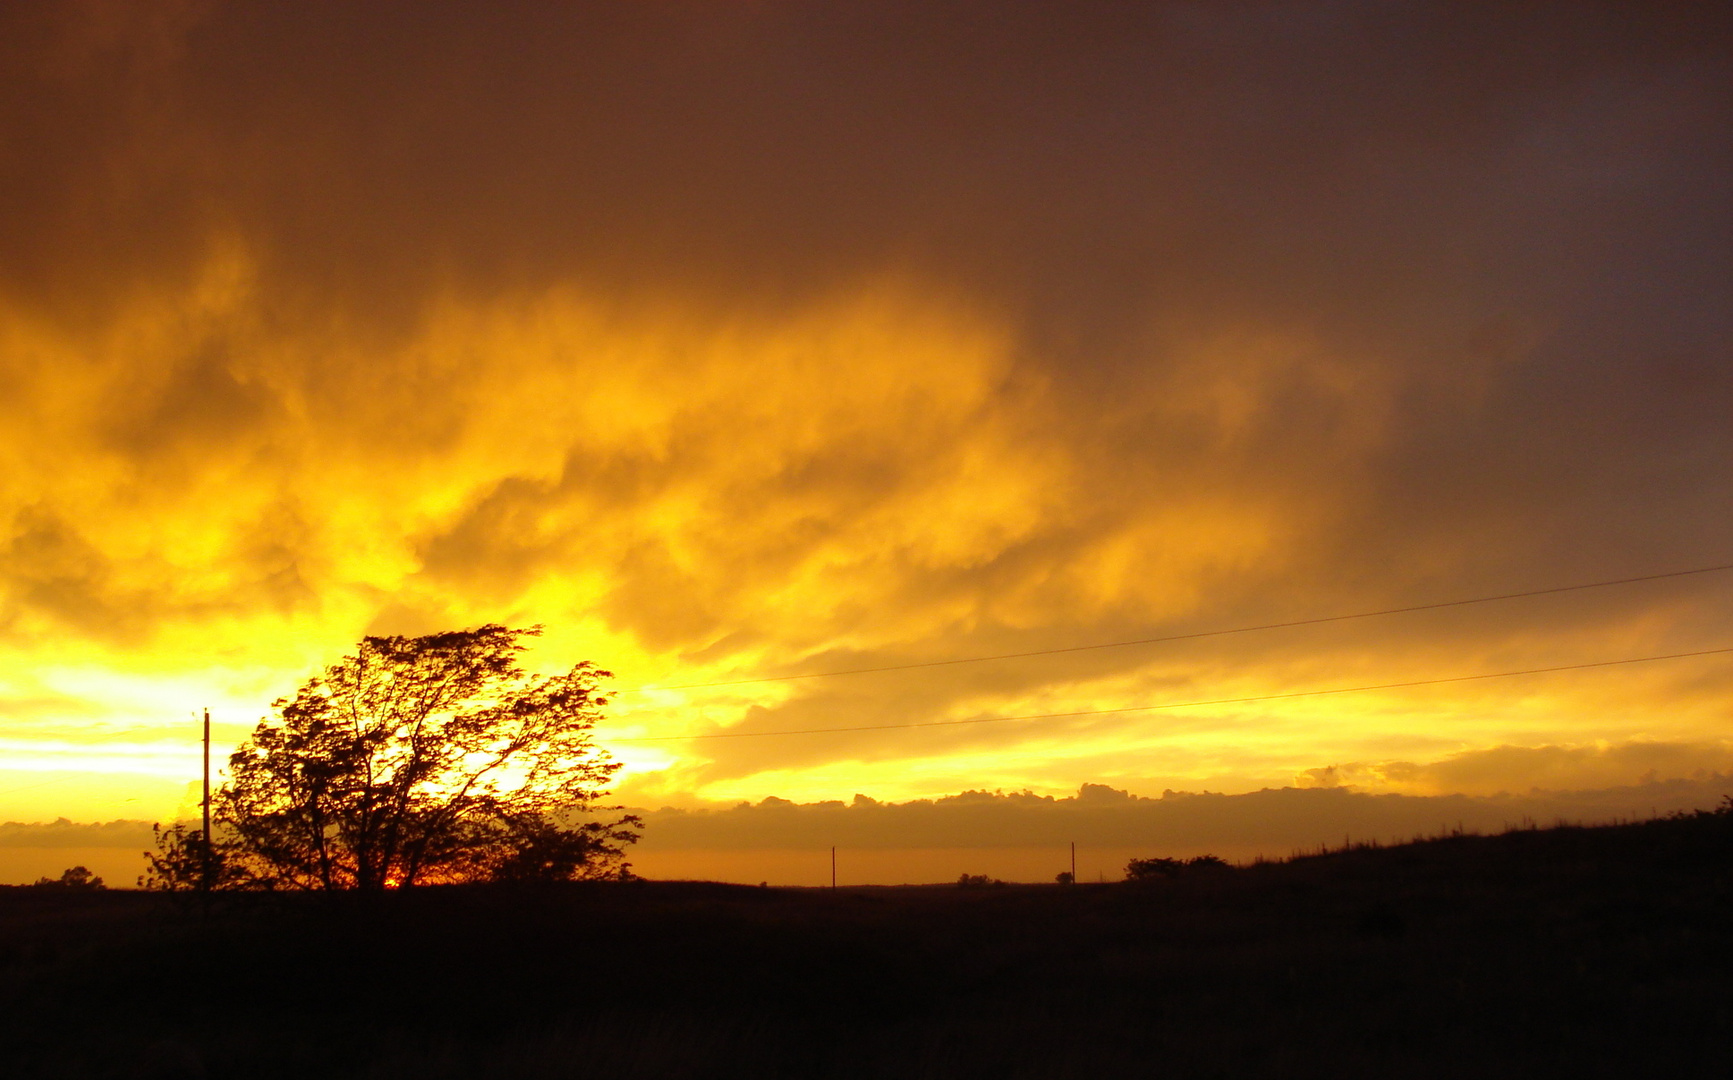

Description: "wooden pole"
1070 841 1076 885
201 708 212 909
831 846 836 891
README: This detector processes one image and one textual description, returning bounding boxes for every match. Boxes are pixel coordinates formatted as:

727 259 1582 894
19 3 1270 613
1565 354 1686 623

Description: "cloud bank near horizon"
12 742 1729 855
6 772 1727 886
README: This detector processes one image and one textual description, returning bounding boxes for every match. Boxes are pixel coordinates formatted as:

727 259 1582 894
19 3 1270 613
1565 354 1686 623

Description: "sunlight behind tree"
145 626 640 890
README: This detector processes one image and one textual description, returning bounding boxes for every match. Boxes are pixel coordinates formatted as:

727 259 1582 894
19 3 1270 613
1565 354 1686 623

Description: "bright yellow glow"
1 241 1728 828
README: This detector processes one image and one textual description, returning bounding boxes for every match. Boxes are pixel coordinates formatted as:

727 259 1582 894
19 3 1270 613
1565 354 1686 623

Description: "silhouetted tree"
1125 856 1184 880
149 625 640 890
31 865 103 889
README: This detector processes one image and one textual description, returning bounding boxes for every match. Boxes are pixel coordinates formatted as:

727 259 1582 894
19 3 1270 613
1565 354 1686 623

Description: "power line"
0 775 79 798
620 562 1733 692
606 645 1733 743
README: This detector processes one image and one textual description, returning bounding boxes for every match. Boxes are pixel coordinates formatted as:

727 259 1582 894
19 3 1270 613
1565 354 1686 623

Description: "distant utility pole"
201 708 212 899
1070 841 1076 885
831 846 836 891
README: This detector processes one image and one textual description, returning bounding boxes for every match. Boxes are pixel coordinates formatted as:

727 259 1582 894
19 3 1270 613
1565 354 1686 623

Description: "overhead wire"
618 562 1733 693
606 645 1733 743
0 775 81 798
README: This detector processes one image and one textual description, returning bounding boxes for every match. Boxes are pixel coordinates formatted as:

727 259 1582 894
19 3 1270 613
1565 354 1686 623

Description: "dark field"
3 809 1731 1079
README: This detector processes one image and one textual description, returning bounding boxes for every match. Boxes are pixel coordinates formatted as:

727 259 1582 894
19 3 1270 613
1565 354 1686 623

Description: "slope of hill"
3 806 1729 1078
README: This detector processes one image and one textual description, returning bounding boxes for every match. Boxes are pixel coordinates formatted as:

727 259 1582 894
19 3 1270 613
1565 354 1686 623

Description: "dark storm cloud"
8 2 1727 324
1 1 1728 809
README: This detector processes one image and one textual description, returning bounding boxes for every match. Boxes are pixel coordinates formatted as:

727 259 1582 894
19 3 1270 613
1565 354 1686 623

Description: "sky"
0 2 1729 848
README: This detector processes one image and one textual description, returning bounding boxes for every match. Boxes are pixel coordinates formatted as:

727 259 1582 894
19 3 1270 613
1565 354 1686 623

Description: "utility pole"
1070 841 1076 885
831 846 836 891
201 708 212 902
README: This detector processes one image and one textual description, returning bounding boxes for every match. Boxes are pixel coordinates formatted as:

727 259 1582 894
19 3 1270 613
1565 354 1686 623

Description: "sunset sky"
1 2 1729 840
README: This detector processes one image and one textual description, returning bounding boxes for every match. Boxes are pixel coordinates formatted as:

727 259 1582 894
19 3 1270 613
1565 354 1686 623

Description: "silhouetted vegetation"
10 803 1730 1078
1125 853 1229 880
27 866 102 890
956 873 1006 888
139 824 251 892
145 626 639 891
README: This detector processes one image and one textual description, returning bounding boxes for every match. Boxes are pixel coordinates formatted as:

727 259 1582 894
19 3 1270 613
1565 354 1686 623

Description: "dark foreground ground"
3 808 1731 1079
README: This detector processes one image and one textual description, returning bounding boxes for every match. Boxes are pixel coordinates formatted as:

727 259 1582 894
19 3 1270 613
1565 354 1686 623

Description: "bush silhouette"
140 824 251 891
1126 855 1230 881
30 866 103 890
1125 857 1184 880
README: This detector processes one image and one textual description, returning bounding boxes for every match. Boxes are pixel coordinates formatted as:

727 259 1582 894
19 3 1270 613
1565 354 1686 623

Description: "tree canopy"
146 625 640 890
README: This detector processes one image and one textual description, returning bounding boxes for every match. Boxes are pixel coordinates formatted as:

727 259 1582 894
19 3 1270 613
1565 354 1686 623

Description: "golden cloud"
1 3 1729 824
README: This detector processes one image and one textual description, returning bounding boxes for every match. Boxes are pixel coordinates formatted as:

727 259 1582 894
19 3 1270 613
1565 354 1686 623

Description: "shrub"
31 866 104 890
1125 855 1231 881
1125 857 1184 881
957 873 1003 888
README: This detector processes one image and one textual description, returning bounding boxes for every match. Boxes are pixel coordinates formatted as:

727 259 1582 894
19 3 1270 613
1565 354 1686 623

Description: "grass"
3 807 1730 1078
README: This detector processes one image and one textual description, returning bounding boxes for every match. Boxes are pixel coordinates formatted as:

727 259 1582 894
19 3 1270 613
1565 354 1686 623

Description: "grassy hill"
3 805 1730 1078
